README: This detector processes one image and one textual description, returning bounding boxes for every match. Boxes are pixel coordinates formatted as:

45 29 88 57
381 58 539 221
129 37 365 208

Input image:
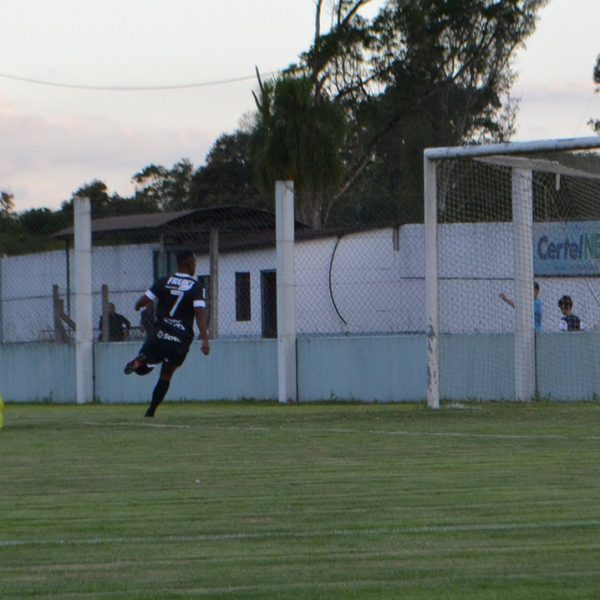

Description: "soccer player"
124 250 210 417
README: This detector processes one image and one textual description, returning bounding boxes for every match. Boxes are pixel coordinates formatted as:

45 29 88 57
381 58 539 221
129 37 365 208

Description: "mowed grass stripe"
3 517 600 548
1 402 600 599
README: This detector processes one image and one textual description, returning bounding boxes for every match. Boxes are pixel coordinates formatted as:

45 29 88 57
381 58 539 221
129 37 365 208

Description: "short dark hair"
176 250 195 268
558 295 573 309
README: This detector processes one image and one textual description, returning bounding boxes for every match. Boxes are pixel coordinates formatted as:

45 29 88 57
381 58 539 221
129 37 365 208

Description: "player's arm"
195 307 210 355
499 293 515 308
135 285 160 312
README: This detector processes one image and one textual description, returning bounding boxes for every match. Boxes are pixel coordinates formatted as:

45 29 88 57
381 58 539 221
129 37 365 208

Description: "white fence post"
74 196 94 404
276 181 297 403
424 157 440 409
512 168 535 401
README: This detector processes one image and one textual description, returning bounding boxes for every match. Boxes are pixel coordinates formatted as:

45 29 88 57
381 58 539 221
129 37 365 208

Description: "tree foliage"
251 0 548 227
1 0 553 253
132 159 194 211
1 191 15 216
189 131 266 208
251 74 348 227
591 53 600 132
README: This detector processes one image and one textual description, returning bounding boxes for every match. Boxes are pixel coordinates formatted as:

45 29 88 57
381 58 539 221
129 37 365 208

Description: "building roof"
51 204 391 253
52 210 192 240
52 206 303 243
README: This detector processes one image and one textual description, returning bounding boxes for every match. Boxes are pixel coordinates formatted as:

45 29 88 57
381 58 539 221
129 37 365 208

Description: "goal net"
424 137 600 408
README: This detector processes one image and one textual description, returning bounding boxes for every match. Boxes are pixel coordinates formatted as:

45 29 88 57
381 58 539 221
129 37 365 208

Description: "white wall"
4 224 600 343
0 244 158 343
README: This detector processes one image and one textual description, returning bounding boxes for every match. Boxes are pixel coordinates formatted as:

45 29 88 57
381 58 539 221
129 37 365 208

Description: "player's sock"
145 378 170 417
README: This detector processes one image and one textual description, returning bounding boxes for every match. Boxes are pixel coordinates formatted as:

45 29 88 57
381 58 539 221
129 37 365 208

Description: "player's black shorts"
138 327 191 368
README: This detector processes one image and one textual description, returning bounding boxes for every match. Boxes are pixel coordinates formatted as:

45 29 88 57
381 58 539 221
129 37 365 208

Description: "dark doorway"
261 270 277 338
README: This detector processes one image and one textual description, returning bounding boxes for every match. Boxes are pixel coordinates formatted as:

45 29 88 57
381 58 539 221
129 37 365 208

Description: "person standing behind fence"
98 302 131 341
124 250 210 417
499 281 542 332
558 295 584 331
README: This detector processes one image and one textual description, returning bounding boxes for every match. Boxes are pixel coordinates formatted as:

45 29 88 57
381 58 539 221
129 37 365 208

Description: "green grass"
2 401 600 599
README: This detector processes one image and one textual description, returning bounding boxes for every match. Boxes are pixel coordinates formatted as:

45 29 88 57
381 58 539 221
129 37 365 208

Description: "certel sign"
534 222 600 276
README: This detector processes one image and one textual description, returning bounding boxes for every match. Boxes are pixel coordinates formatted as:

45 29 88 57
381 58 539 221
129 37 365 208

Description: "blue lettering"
569 242 579 259
556 242 564 258
593 234 600 259
537 236 549 259
583 234 593 259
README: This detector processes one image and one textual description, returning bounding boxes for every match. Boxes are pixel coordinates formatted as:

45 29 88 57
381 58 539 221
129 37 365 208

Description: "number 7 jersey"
145 272 206 343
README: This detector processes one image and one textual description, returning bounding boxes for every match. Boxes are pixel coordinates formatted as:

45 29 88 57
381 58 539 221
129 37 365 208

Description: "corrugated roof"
52 206 302 241
52 210 194 239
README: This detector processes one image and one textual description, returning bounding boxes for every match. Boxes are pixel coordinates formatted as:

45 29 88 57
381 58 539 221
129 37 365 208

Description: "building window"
235 272 251 321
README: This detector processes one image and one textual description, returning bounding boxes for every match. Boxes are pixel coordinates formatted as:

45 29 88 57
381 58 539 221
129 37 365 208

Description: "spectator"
499 281 542 332
99 303 131 341
558 295 584 331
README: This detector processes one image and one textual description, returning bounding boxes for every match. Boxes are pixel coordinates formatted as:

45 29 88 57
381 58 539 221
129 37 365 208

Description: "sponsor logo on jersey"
166 276 195 291
157 330 182 343
163 318 185 331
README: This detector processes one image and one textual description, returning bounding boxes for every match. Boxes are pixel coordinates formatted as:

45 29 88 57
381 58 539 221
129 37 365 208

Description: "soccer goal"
424 137 600 408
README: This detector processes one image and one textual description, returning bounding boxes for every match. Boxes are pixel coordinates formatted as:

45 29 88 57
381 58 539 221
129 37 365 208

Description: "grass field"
2 401 600 599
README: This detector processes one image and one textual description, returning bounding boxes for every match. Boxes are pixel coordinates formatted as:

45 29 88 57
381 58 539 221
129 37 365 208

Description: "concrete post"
74 196 94 404
275 181 297 403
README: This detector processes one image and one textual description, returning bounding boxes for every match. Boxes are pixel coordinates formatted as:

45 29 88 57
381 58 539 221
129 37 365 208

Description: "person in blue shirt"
499 281 542 332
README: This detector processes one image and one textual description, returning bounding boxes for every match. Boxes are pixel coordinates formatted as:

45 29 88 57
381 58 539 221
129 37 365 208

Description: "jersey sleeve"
146 277 165 302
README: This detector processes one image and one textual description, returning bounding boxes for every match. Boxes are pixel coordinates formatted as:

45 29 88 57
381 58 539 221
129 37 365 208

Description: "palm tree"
251 73 348 228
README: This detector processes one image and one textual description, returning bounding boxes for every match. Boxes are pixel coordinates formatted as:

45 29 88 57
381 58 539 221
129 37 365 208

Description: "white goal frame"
424 136 600 409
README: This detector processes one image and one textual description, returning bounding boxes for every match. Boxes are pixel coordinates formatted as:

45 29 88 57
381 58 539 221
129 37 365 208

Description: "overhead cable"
0 70 279 91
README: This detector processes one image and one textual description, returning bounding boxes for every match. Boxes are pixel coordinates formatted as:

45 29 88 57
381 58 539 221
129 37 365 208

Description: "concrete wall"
0 333 597 404
0 343 76 403
4 222 600 344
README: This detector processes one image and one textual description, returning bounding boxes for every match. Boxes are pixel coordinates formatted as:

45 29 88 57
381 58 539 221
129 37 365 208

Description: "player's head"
176 249 196 275
558 295 573 313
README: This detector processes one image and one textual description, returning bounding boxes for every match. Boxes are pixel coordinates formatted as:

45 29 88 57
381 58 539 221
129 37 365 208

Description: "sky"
0 0 599 212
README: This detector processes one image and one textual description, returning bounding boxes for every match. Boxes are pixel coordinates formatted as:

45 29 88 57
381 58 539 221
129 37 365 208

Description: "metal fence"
0 203 429 345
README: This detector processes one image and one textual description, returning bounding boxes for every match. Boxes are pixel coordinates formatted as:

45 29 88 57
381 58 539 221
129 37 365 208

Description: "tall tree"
251 74 348 227
189 131 265 208
133 159 194 211
1 191 15 216
251 0 548 227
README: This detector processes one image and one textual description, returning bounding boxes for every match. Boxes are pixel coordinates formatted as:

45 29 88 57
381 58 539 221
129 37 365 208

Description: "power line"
0 69 279 91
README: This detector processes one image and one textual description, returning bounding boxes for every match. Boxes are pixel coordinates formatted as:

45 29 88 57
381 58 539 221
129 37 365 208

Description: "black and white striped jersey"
145 272 206 342
559 314 583 332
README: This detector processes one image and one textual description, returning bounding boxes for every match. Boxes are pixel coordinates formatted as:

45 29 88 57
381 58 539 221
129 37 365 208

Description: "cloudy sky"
0 0 599 212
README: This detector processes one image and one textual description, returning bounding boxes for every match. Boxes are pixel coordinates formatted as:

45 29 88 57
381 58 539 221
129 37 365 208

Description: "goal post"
424 136 600 409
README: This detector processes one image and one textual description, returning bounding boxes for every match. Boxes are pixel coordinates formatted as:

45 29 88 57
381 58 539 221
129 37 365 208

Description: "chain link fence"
0 202 431 346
